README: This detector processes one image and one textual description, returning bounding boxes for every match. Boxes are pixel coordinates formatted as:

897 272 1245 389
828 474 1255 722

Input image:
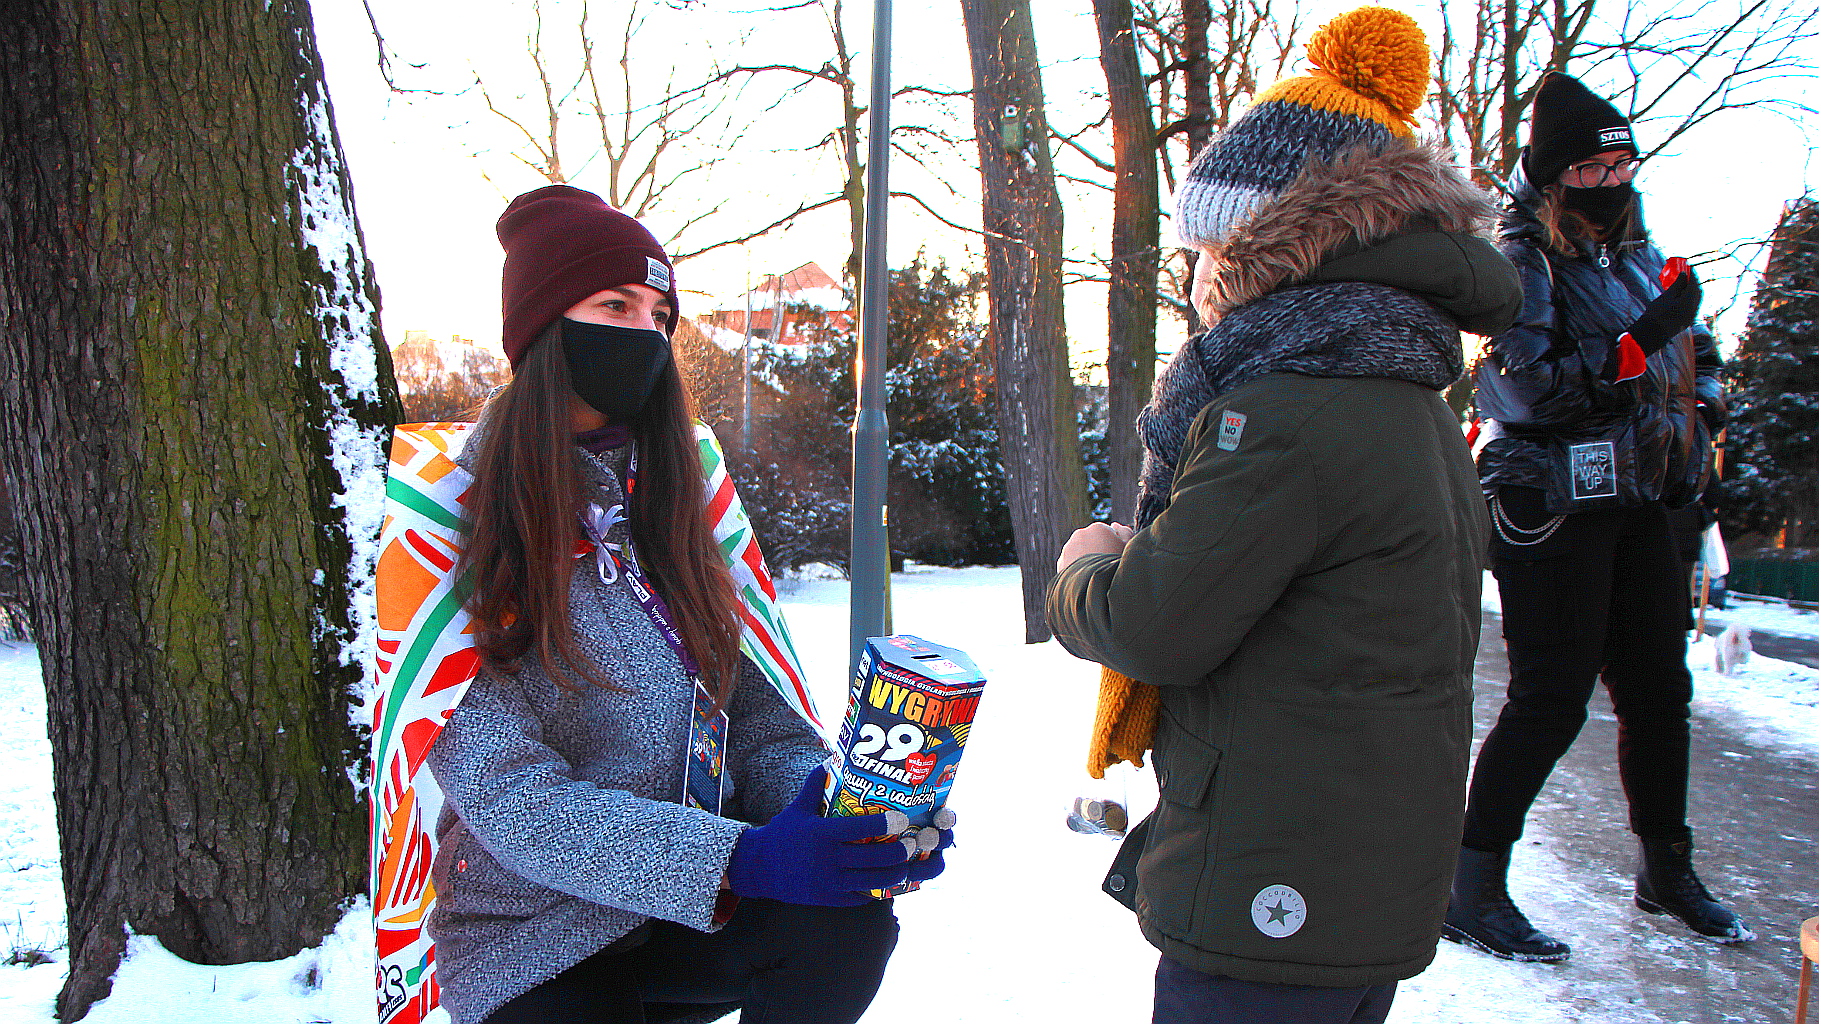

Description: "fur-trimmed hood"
1193 138 1517 334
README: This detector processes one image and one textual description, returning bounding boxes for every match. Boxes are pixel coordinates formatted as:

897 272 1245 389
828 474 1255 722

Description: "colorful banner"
369 421 818 1024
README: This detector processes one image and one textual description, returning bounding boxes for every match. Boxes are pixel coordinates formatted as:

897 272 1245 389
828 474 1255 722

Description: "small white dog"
1713 622 1753 676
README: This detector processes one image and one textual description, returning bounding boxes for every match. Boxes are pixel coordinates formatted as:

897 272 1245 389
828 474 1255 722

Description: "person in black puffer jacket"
1448 71 1749 964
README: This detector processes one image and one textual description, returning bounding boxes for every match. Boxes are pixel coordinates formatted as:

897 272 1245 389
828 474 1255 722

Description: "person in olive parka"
1449 71 1747 963
1047 8 1520 1023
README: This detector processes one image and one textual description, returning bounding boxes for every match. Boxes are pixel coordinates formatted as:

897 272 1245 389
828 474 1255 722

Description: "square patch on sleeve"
1217 410 1247 451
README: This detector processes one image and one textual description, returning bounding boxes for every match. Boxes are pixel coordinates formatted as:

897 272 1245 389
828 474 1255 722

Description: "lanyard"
578 443 725 813
578 446 697 675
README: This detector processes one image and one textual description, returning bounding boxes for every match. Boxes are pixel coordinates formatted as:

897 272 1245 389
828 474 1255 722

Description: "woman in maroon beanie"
422 184 946 1024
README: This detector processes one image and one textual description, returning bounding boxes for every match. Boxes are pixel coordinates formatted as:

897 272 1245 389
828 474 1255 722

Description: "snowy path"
1420 619 1819 1024
1697 602 1819 668
0 565 1814 1022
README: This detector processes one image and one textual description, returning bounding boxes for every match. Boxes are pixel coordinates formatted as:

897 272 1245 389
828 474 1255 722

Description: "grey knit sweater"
425 437 830 1024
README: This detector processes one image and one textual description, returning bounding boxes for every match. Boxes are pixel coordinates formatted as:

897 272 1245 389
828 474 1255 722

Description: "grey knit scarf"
1133 281 1464 528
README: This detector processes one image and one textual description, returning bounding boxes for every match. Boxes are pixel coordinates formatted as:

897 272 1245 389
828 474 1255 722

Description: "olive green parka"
1048 140 1518 987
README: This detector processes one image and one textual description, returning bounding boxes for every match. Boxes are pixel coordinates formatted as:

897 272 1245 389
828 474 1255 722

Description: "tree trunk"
1178 0 1213 337
1497 0 1525 179
0 2 398 1019
1182 0 1214 157
959 0 1088 643
1093 0 1160 525
832 0 867 288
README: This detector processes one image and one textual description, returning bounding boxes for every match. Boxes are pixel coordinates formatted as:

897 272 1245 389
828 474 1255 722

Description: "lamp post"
848 0 893 672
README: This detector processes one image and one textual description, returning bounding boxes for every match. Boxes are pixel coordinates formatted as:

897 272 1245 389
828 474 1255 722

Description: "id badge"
683 679 728 814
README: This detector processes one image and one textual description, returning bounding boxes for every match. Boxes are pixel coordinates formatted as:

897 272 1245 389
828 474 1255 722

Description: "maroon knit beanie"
497 184 680 367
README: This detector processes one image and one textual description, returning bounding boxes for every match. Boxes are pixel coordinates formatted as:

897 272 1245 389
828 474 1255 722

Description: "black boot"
1440 845 1571 962
1635 837 1755 942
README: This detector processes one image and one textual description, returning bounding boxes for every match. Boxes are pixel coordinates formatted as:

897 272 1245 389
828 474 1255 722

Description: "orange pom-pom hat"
1174 6 1432 250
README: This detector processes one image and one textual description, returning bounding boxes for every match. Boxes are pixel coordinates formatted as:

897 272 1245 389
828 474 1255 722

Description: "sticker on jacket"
1570 441 1618 500
1217 410 1247 451
1251 884 1306 938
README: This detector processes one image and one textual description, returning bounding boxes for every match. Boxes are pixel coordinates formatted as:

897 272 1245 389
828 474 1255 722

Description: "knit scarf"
1087 282 1463 777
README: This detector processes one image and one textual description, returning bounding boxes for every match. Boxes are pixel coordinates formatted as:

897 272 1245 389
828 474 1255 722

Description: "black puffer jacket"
1473 161 1723 514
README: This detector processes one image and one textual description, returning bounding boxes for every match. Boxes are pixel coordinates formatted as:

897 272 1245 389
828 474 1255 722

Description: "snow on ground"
1480 569 1504 616
1483 570 1819 752
0 565 1814 1022
0 641 67 1022
1700 596 1821 641
1685 632 1818 750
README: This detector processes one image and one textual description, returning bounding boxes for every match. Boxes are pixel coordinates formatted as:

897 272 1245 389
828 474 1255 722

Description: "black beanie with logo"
1523 72 1638 187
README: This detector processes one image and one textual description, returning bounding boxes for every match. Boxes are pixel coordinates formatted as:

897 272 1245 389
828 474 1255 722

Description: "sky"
310 0 1817 365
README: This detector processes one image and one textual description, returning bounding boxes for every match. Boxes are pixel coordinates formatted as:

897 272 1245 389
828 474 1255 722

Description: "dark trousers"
483 899 898 1024
1153 957 1396 1024
1463 489 1694 850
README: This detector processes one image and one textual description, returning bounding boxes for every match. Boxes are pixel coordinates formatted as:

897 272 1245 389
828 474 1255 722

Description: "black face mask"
1563 182 1635 227
561 318 672 424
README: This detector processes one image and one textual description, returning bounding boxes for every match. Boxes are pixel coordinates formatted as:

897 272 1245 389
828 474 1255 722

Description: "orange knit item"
1087 665 1159 779
1253 6 1429 136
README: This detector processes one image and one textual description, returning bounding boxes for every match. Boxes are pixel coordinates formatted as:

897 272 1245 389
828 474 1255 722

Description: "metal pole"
771 273 787 346
849 0 893 671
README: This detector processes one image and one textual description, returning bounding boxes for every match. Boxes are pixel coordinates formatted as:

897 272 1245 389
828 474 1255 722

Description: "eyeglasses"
1564 157 1643 188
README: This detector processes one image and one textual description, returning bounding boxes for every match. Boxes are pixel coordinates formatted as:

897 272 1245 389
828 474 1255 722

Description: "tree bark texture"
1182 0 1214 157
0 1 398 1018
1178 0 1212 337
960 0 1089 643
1093 0 1160 525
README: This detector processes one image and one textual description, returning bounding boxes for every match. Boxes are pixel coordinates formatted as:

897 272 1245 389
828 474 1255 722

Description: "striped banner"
695 424 823 732
370 421 819 1024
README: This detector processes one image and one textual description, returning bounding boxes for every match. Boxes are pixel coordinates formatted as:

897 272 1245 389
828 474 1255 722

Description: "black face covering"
561 318 672 424
1563 182 1635 227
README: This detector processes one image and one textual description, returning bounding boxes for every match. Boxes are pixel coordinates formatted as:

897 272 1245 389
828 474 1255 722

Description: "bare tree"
1587 1 1815 156
961 0 1090 643
391 335 511 422
1433 0 1816 187
681 0 971 280
1132 0 1303 329
0 0 395 1018
1093 0 1160 524
364 0 844 265
685 0 873 280
1040 0 1301 516
368 0 966 280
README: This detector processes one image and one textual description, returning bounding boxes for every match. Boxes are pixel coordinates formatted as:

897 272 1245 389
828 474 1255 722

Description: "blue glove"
726 768 916 906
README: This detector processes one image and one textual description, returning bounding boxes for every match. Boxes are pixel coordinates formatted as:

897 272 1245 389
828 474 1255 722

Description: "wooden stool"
1798 916 1818 1023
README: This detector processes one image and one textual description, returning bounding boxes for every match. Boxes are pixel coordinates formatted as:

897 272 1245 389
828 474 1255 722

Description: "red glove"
1606 258 1699 383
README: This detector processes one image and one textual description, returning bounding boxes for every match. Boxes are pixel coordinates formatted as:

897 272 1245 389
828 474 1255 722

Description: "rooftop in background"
702 262 852 348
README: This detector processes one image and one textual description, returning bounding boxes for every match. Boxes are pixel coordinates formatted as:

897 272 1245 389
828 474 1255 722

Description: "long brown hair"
1537 181 1642 256
456 322 744 702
